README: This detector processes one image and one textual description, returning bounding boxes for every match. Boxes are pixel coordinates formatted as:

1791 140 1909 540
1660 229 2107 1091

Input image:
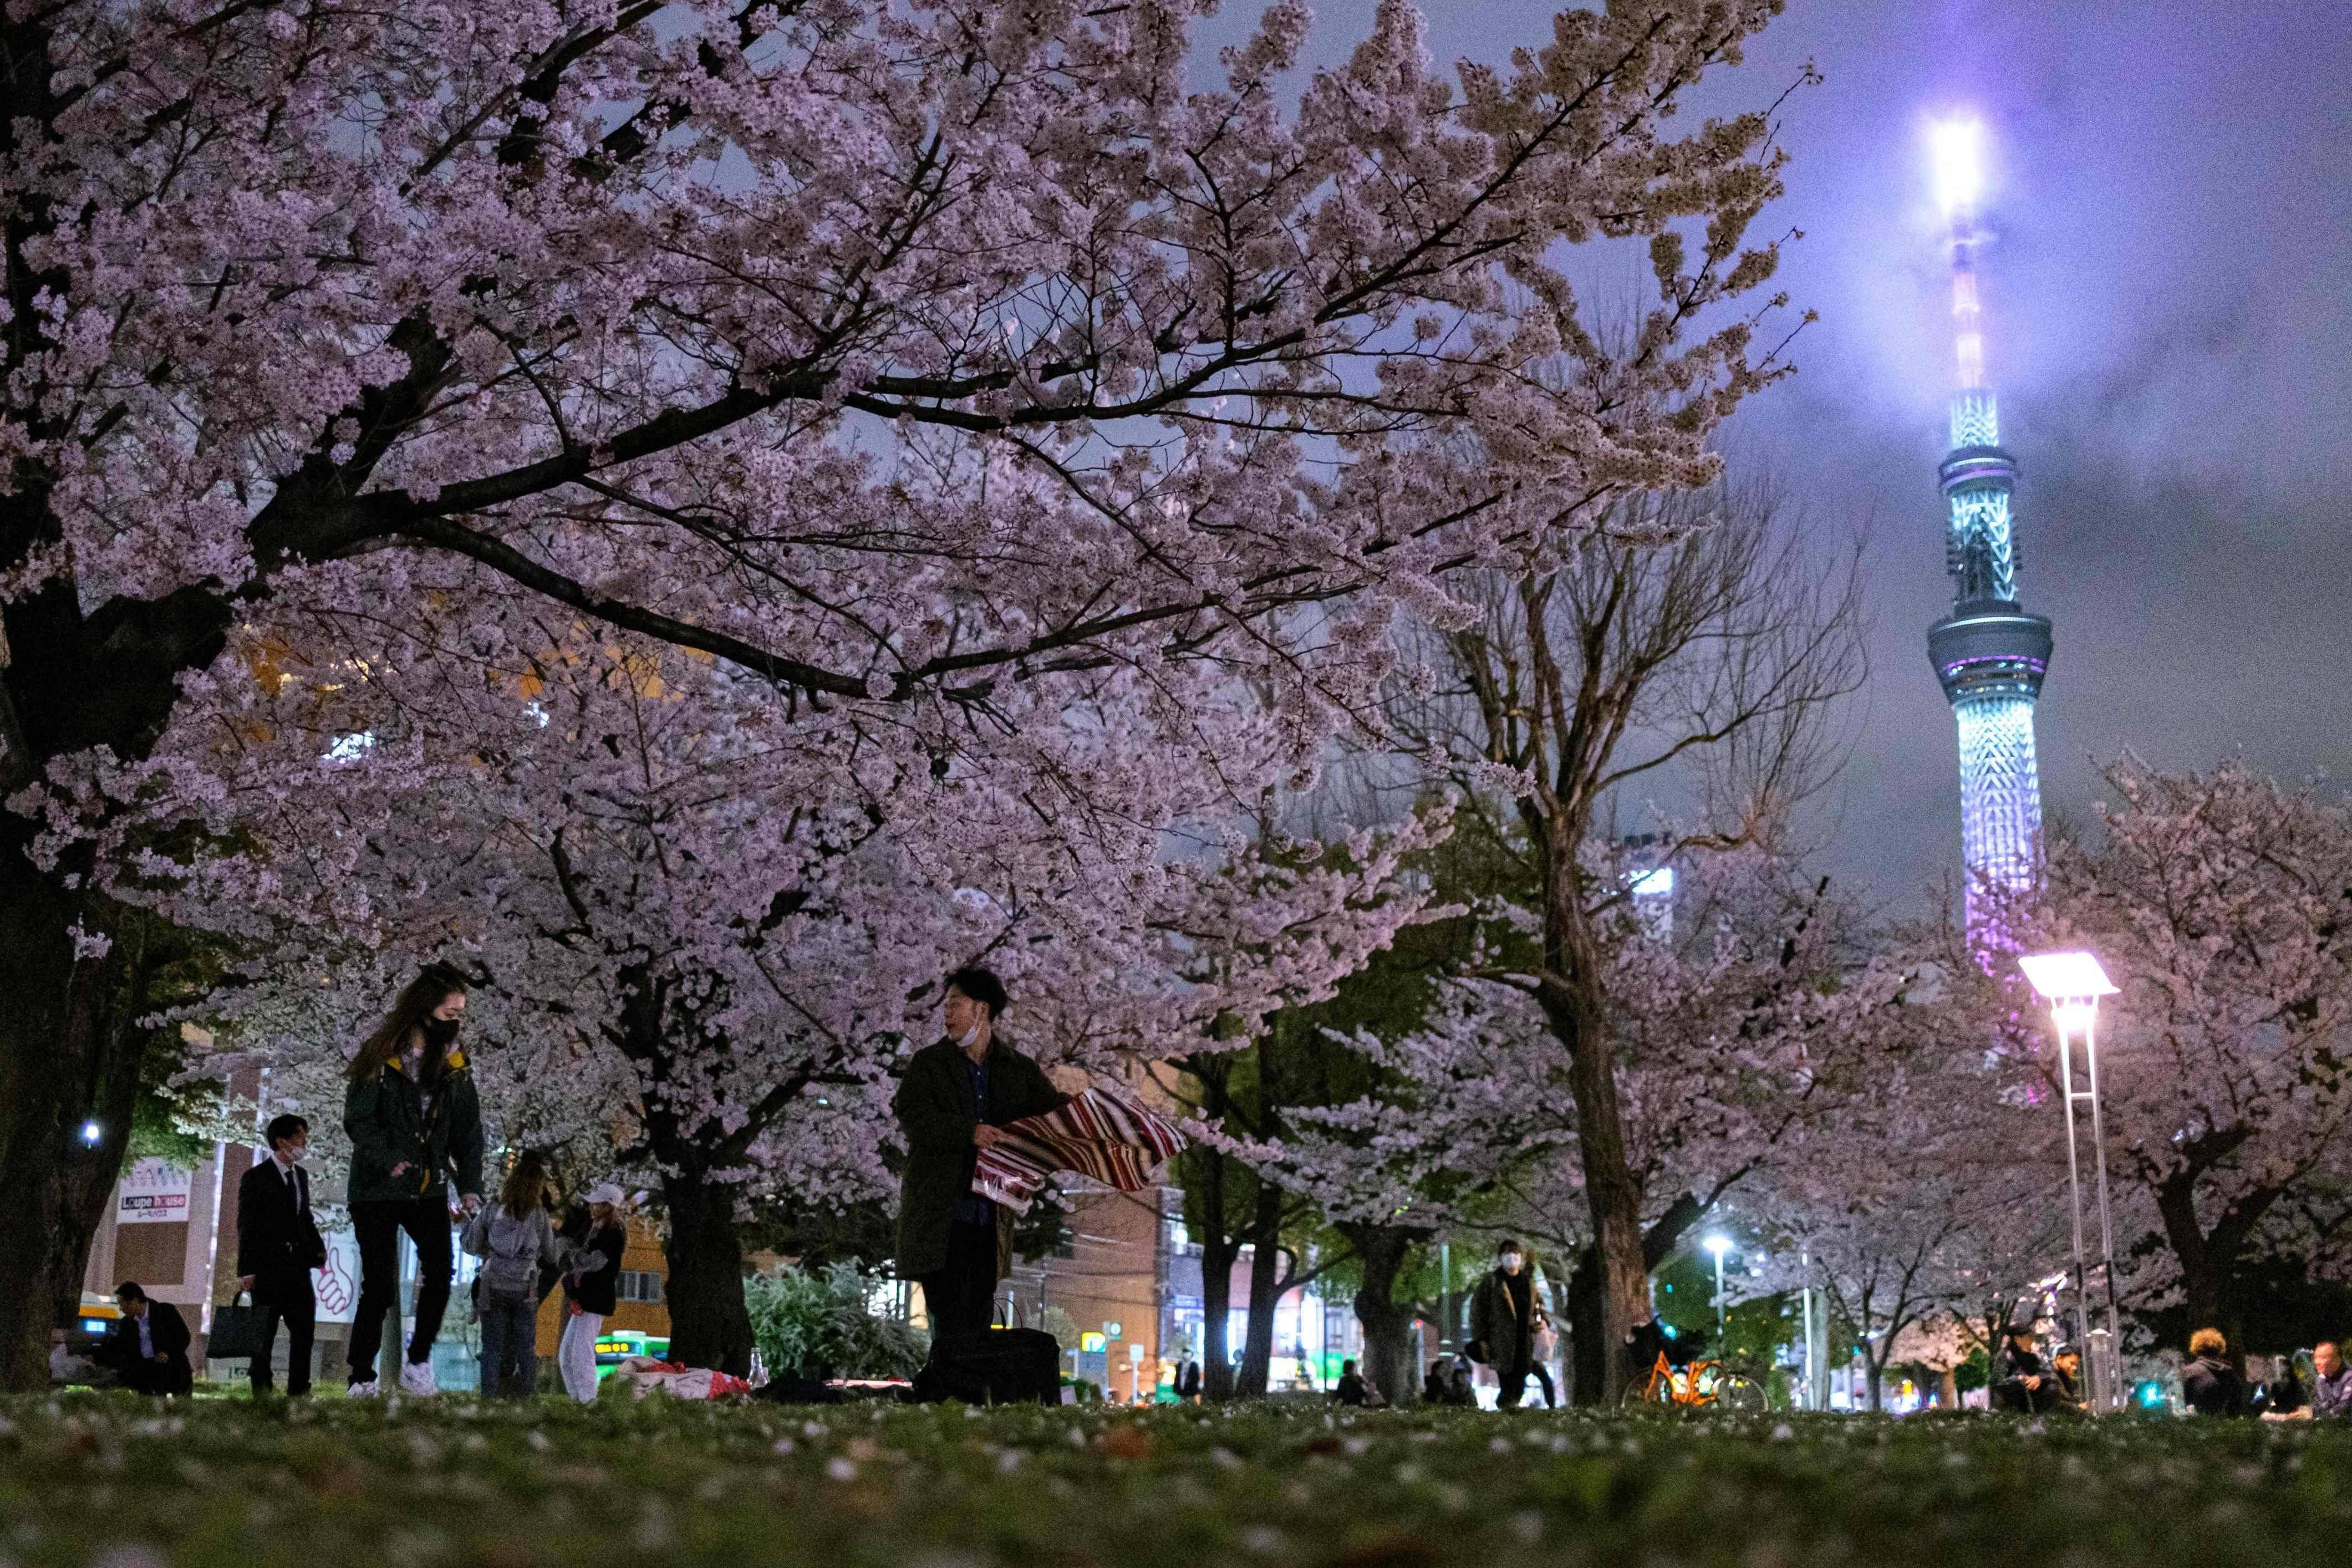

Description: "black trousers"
917 1219 1000 1342
250 1266 317 1395
1530 1361 1557 1408
1495 1349 1536 1408
123 1353 192 1396
347 1197 454 1381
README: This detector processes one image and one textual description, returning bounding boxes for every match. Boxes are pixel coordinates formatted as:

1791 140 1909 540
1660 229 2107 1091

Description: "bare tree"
1388 472 1866 1402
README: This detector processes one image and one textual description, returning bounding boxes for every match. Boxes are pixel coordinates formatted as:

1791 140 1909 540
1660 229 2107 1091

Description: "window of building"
615 1270 665 1304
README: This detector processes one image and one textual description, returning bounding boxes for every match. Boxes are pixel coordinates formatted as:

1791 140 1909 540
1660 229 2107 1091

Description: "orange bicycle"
1620 1351 1767 1412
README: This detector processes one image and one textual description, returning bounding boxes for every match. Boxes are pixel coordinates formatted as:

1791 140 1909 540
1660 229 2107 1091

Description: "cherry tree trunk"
1198 1223 1241 1401
1234 1182 1287 1397
1339 1221 1422 1410
0 836 161 1391
660 1172 754 1377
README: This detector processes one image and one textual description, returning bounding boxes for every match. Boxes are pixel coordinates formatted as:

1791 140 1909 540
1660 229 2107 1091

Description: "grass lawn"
3 1394 2349 1567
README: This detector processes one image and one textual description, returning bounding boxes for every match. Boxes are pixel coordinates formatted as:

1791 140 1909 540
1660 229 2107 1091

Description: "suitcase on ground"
914 1327 1061 1405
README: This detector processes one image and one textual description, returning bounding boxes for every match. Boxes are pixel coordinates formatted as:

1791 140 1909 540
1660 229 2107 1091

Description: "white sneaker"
398 1359 438 1397
347 1378 381 1399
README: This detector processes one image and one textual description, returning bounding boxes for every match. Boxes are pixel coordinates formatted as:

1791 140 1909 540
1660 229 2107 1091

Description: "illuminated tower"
1925 120 2050 923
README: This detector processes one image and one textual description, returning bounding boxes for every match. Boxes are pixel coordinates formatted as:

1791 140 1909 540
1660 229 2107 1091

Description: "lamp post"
2020 950 2124 1413
1703 1234 1732 1349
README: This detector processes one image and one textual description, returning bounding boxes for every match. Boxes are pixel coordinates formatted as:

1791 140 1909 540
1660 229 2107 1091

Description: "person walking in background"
2182 1327 2252 1417
1529 1309 1561 1409
892 966 1065 1341
558 1184 628 1403
99 1284 192 1396
235 1113 327 1397
1175 1355 1203 1403
464 1152 563 1399
342 964 487 1398
1468 1240 1537 1408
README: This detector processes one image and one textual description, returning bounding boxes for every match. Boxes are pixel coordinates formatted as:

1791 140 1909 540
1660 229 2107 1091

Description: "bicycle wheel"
1619 1373 1671 1409
1715 1374 1767 1413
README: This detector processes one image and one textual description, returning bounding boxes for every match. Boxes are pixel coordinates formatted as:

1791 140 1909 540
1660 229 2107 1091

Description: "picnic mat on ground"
973 1085 1186 1214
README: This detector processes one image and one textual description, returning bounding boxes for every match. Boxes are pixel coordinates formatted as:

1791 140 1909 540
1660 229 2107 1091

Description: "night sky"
1209 1 2352 915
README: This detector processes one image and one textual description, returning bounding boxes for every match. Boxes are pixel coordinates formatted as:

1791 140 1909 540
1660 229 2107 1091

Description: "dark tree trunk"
1197 1193 1243 1401
660 1170 752 1376
1565 1245 1604 1407
0 839 172 1390
1563 1192 1708 1406
1235 1182 1286 1397
1534 842 1654 1407
1340 1220 1425 1409
2154 1168 2274 1357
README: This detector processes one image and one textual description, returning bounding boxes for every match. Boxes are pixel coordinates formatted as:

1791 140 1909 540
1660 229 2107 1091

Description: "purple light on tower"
1923 118 2053 929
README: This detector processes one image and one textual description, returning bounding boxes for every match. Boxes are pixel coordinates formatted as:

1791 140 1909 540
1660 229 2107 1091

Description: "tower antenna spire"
1924 117 2052 929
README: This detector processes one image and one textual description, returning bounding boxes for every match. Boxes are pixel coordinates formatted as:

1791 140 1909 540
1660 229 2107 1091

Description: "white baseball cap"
586 1183 625 1207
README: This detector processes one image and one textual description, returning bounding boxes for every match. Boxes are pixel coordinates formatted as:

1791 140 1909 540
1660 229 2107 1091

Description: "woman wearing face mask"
1468 1239 1539 1408
342 964 486 1398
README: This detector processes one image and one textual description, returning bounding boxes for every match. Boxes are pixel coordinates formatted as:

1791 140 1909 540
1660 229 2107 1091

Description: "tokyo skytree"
1923 120 2051 925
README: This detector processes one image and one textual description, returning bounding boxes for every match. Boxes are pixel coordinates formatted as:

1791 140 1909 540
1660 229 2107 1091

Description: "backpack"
469 1206 545 1299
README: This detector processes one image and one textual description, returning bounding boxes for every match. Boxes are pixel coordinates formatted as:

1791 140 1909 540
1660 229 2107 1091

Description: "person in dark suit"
236 1113 328 1396
892 966 1065 1341
1175 1356 1203 1403
101 1283 192 1396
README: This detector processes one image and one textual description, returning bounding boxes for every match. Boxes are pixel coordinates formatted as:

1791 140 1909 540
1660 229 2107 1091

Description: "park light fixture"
2020 949 2124 1413
2019 950 2118 1024
1703 1235 1733 1346
79 1120 102 1146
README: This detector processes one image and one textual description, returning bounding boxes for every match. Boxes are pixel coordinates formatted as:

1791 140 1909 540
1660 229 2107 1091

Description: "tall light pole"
2020 950 2123 1413
1703 1235 1732 1350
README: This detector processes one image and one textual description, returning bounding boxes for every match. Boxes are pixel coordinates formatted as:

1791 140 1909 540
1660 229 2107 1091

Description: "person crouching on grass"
559 1184 628 1403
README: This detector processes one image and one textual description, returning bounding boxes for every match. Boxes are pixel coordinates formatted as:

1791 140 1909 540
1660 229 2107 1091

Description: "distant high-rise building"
1923 120 2050 926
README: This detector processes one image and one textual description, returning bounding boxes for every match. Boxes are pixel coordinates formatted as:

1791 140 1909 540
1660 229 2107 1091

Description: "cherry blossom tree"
1258 836 1895 1402
133 588 1443 1372
1376 471 1867 1398
2012 762 2352 1346
0 0 1806 1386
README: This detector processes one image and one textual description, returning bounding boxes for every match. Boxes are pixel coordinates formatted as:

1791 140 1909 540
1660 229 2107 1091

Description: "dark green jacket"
1469 1266 1535 1374
344 1055 486 1206
892 1037 1062 1280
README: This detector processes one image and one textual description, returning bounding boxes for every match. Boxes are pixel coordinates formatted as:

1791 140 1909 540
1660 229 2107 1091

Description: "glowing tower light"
1929 118 1985 218
1922 117 2052 936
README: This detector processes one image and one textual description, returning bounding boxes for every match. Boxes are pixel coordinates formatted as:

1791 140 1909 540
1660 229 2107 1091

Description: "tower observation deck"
1925 121 2050 921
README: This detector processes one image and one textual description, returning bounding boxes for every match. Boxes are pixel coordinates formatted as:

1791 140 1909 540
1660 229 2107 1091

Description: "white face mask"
958 1023 983 1050
1502 1253 1524 1272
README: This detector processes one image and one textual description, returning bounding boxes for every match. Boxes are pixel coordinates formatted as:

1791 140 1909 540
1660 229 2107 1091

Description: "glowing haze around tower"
1923 119 2051 928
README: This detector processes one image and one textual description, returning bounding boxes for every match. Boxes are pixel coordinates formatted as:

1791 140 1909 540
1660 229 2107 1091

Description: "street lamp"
2019 949 2123 1413
1703 1235 1733 1349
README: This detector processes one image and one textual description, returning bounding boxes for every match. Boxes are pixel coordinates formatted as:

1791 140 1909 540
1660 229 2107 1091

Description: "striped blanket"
972 1085 1187 1214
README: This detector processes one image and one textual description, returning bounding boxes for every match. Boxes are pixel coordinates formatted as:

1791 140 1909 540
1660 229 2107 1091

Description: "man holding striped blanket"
893 965 1187 1340
973 1084 1187 1214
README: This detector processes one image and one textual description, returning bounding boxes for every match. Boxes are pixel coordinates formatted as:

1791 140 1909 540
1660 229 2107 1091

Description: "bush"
742 1259 927 1380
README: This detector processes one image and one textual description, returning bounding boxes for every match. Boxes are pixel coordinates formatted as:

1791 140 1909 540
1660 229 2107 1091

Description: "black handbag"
207 1291 264 1360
